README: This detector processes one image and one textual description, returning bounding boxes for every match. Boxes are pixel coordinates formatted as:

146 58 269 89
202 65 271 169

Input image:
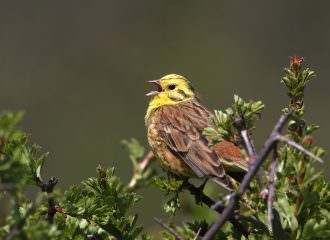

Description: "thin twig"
141 151 154 169
267 144 279 232
128 151 154 189
278 135 323 163
6 204 36 240
211 193 233 210
193 227 202 240
241 130 256 157
241 129 264 188
154 217 183 240
203 112 292 240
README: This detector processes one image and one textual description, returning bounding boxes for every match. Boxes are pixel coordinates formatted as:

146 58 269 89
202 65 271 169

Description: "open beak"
146 80 162 96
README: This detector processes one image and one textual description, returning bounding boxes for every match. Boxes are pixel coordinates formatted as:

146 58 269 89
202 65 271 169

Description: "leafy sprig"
204 95 264 145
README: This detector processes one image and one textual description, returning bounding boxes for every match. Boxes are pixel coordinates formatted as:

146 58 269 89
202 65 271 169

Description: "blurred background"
0 0 329 231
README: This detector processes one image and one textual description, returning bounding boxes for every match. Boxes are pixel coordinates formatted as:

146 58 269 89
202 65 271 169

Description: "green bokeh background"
0 1 329 230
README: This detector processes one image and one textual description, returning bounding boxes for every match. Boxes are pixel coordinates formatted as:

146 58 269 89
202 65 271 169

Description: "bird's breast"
146 110 195 177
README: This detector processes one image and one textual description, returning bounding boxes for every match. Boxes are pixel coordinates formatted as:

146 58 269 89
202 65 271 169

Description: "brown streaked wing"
159 101 227 180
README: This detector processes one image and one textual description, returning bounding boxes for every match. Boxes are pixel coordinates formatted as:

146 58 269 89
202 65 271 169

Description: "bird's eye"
168 84 176 90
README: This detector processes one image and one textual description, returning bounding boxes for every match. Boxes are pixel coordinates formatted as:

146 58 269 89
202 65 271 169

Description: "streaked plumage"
145 74 248 190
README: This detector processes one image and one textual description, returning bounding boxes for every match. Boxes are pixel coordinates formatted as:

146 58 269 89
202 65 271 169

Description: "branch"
154 217 183 240
183 181 249 238
239 112 291 194
127 151 154 190
241 129 256 158
6 204 36 240
193 228 202 240
204 194 239 240
241 126 264 189
46 198 56 224
278 135 323 163
36 176 58 223
203 112 292 240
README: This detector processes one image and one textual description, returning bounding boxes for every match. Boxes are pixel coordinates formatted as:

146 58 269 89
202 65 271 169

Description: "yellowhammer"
145 74 248 190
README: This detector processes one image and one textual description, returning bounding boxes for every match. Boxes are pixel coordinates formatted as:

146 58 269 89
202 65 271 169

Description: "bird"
145 74 249 190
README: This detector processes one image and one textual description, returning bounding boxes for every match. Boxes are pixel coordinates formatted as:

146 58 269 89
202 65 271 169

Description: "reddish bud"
303 135 313 146
55 207 64 213
290 56 304 65
289 56 304 73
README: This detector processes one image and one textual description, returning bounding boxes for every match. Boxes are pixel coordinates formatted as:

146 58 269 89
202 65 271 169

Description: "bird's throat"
145 94 194 125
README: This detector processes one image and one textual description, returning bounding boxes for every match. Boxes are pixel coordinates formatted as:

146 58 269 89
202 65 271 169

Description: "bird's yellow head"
145 74 196 123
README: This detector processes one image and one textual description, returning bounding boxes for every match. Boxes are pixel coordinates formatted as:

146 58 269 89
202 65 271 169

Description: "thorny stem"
204 110 323 239
204 195 239 240
203 112 292 240
183 181 249 238
239 112 291 194
154 217 183 240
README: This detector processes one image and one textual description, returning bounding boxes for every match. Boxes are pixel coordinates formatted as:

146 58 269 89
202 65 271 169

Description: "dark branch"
183 181 249 238
36 176 59 223
36 176 58 193
154 217 183 240
203 195 239 240
47 198 56 224
203 112 292 240
238 112 291 194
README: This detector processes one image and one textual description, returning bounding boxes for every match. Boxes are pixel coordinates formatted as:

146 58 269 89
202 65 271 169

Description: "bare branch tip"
154 217 183 240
